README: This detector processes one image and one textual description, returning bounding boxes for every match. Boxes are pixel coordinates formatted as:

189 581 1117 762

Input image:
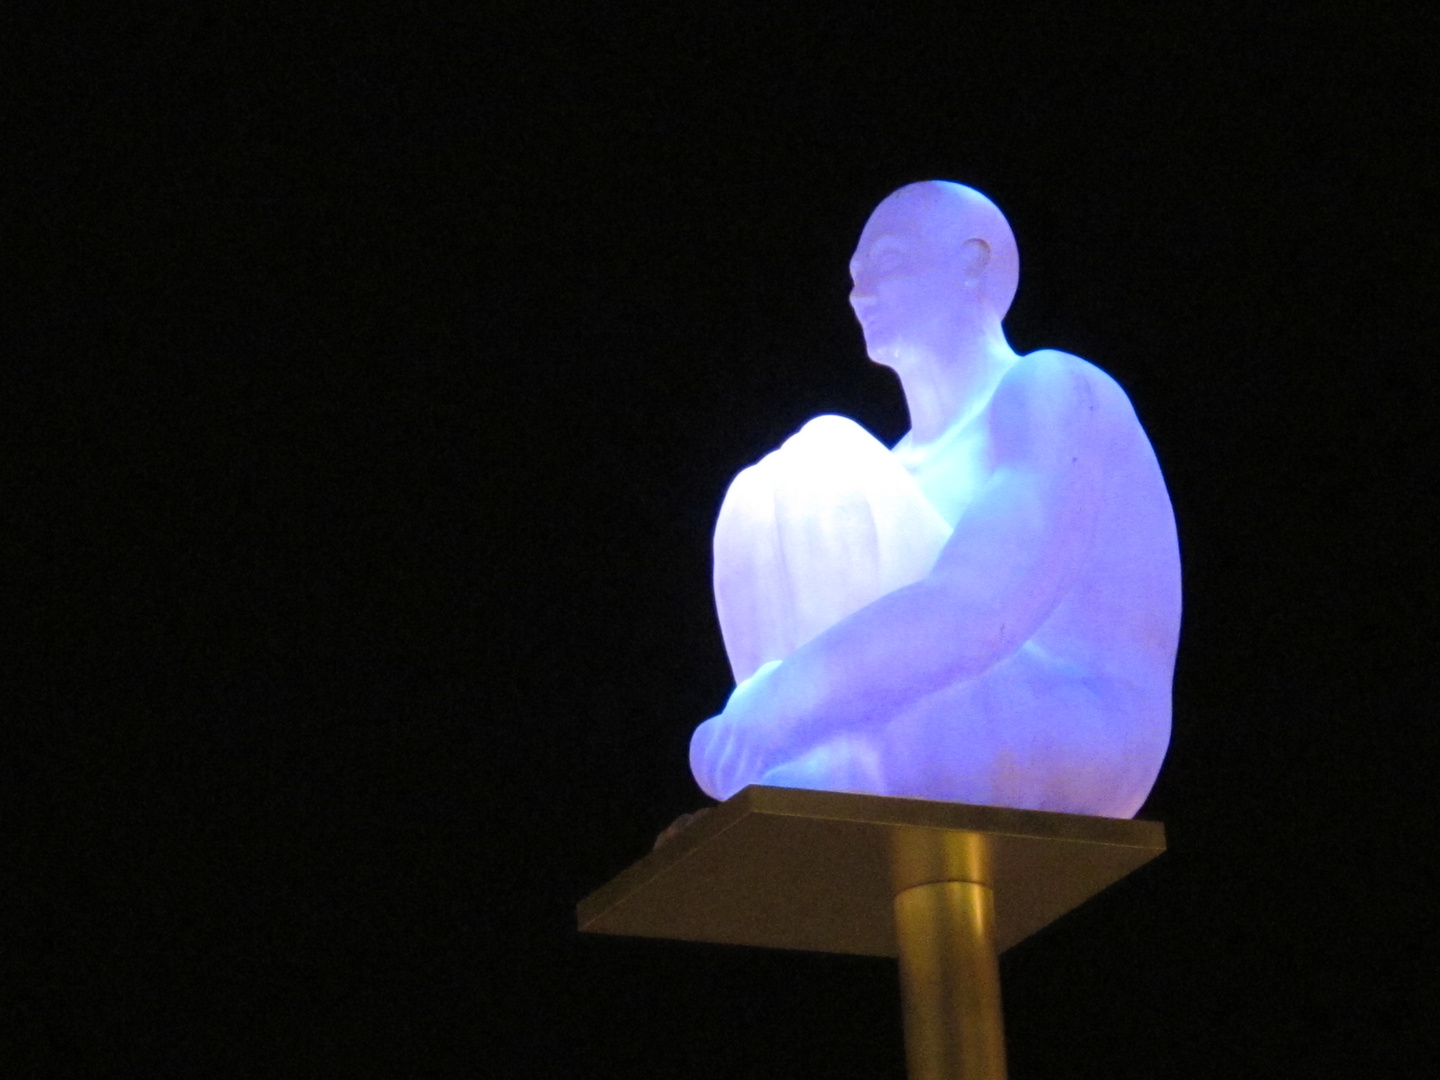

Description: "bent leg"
746 643 1162 815
758 730 887 795
876 644 1167 817
713 415 951 683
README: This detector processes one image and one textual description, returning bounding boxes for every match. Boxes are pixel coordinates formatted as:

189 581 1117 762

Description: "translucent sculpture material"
690 181 1181 818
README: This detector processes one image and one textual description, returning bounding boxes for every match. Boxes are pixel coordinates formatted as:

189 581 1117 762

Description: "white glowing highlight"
690 182 1181 818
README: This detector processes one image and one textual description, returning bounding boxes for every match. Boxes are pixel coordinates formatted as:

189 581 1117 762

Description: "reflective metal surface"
577 785 1165 957
895 881 1006 1080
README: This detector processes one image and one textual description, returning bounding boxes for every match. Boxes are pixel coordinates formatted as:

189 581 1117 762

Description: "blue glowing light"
690 181 1181 818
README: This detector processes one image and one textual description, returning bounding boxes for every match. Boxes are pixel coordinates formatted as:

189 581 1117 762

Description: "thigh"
713 415 950 683
876 644 1160 816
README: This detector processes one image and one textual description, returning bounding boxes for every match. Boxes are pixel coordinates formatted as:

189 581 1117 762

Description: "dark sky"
6 5 1436 1078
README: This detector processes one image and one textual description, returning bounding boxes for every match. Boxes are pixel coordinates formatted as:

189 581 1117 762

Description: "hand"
690 661 783 800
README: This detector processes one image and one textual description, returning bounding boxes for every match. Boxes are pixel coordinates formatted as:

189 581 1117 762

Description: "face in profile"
848 203 969 369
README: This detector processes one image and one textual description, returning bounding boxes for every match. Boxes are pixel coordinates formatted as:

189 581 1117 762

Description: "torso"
891 418 991 529
894 351 1182 689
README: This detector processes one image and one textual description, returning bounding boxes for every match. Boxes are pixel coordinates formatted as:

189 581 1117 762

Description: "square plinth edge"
578 786 1165 958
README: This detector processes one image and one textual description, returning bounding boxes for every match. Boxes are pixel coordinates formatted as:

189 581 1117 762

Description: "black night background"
5 5 1436 1077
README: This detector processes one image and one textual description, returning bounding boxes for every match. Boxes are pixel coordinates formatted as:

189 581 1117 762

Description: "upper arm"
986 349 1102 485
926 351 1104 646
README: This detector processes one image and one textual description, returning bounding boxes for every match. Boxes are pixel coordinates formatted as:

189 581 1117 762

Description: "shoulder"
987 351 1135 461
1000 348 1116 394
993 350 1134 422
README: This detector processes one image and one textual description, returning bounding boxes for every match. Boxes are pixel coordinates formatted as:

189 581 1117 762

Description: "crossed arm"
690 351 1109 799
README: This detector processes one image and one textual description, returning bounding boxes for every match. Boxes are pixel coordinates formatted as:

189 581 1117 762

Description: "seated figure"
690 181 1181 818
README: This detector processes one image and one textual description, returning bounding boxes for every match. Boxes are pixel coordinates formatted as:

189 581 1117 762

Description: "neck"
890 321 1019 445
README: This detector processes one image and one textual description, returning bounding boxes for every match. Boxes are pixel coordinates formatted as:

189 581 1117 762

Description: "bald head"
856 181 1020 319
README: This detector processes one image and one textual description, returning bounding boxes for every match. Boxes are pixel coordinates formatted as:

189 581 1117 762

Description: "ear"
959 238 992 284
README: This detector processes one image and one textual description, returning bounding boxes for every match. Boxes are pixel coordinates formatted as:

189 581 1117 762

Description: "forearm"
692 574 1030 800
738 463 1094 763
756 576 1017 750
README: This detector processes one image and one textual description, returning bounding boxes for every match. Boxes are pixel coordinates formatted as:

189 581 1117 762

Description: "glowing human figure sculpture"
690 181 1181 818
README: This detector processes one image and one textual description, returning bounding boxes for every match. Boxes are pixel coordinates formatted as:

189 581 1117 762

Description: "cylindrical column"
893 879 1007 1080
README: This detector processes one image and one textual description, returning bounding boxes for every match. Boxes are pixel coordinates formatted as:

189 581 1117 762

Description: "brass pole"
894 881 1007 1080
892 832 1007 1080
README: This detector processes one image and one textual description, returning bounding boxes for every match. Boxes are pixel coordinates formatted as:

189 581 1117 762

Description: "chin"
864 340 900 368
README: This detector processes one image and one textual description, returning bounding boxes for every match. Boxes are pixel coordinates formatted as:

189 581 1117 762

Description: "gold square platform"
577 785 1166 957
